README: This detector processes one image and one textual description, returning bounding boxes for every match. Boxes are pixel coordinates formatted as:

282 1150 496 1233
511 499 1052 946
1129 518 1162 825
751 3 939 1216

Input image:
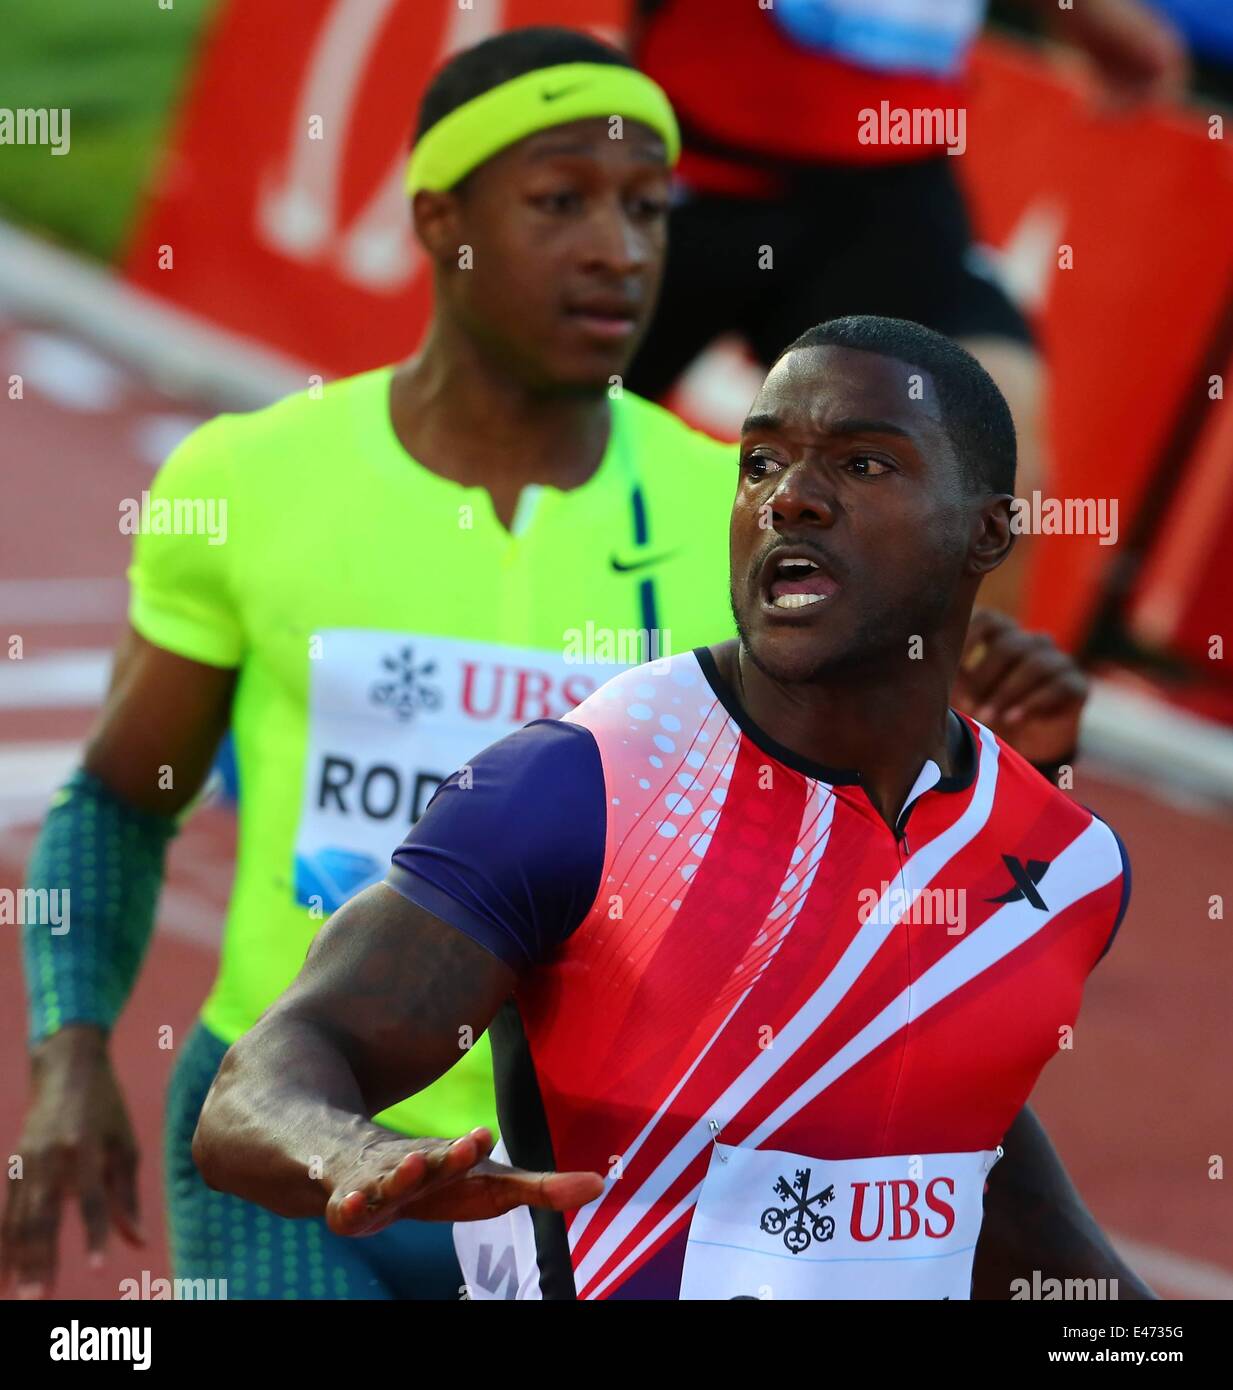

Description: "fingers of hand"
980 647 1076 726
1002 669 1088 728
960 629 1037 715
105 1146 144 1248
328 1132 492 1236
460 1162 603 1213
0 1151 70 1296
383 1130 489 1199
328 1152 428 1237
404 1165 606 1223
76 1150 110 1265
963 608 1014 654
534 1171 606 1211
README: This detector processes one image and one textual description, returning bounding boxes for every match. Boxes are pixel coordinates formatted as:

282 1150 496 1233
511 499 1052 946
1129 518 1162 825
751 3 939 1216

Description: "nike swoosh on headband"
542 83 587 102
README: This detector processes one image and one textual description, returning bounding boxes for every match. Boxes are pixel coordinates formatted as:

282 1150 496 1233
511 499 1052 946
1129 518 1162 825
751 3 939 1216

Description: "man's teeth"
777 558 818 574
772 592 826 609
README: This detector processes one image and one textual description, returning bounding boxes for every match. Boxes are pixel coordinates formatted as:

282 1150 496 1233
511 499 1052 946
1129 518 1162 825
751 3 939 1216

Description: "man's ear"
967 495 1016 577
411 188 464 264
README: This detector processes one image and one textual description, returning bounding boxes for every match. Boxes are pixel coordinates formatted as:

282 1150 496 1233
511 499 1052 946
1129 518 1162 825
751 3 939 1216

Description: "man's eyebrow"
525 138 596 159
827 417 915 440
739 412 917 440
525 136 668 163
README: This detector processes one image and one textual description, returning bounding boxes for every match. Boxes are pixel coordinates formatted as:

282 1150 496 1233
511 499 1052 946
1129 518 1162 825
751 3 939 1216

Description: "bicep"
267 883 518 1119
83 626 237 814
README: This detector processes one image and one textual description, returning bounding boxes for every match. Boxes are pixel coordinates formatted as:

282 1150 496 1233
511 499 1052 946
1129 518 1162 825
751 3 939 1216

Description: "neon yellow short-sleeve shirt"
128 366 738 1137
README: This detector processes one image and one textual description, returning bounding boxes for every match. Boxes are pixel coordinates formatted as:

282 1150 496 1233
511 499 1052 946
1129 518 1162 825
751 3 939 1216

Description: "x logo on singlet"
987 854 1051 911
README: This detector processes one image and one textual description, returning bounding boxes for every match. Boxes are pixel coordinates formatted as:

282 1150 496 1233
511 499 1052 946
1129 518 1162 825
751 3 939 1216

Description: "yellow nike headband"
406 62 680 195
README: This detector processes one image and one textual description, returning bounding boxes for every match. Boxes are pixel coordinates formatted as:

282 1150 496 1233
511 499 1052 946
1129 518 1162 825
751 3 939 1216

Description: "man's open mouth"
565 300 640 339
759 549 841 610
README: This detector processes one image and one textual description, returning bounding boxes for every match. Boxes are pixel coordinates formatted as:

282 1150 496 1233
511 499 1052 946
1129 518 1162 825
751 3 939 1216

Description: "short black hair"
415 26 632 142
779 316 1017 496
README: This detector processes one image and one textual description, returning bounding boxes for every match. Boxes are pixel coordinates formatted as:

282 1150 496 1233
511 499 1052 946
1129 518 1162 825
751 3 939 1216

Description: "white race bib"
293 630 614 912
454 1142 542 1301
680 1143 1000 1300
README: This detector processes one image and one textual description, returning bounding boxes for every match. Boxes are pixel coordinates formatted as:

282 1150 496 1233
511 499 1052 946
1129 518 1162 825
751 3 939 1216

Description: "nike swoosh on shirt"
610 549 679 574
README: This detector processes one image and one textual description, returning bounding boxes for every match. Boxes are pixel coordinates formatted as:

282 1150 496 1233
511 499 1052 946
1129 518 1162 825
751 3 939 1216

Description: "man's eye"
743 455 779 479
532 190 582 213
848 456 892 476
630 195 669 219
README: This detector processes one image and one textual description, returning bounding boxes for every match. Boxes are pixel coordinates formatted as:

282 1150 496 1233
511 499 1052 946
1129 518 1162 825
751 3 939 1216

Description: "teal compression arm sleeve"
21 768 178 1046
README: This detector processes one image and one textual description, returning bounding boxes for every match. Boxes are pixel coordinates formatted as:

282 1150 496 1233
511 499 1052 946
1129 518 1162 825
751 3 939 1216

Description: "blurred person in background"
626 0 1188 613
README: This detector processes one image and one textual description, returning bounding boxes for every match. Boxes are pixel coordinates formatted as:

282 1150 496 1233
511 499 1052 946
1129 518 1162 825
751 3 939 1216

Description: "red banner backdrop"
1128 333 1233 690
955 41 1233 648
125 10 1233 655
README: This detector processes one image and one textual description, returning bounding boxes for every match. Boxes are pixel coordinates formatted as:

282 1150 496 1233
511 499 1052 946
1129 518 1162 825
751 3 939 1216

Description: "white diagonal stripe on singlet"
744 814 1122 1147
574 729 1002 1297
585 1181 705 1300
569 782 836 1267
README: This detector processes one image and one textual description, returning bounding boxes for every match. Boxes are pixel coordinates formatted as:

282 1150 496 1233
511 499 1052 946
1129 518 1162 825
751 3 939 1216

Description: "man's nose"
770 462 838 528
583 201 651 277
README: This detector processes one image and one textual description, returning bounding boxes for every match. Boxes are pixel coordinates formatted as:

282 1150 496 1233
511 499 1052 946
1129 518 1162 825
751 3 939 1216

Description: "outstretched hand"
325 1128 604 1237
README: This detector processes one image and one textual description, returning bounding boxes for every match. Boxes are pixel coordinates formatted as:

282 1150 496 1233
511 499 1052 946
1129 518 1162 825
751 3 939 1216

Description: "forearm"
193 883 518 1218
973 1105 1154 1299
191 1012 396 1219
21 769 176 1046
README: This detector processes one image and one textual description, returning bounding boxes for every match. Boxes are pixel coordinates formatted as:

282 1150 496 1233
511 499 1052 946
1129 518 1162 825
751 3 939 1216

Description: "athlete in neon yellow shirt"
6 29 737 1300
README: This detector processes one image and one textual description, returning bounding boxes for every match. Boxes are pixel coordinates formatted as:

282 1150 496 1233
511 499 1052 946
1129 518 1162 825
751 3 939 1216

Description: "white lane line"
132 414 207 469
0 218 307 412
0 742 80 827
0 650 110 708
0 578 127 625
1083 678 1233 806
1110 1232 1233 1301
8 329 129 412
157 886 225 950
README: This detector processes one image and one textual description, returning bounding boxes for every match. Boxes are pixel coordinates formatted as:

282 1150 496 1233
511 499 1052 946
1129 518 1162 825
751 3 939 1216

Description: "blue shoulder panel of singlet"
385 719 607 971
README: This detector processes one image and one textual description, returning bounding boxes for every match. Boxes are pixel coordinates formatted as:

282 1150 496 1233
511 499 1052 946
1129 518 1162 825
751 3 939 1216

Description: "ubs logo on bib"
758 1169 959 1255
760 1168 836 1254
369 645 441 723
